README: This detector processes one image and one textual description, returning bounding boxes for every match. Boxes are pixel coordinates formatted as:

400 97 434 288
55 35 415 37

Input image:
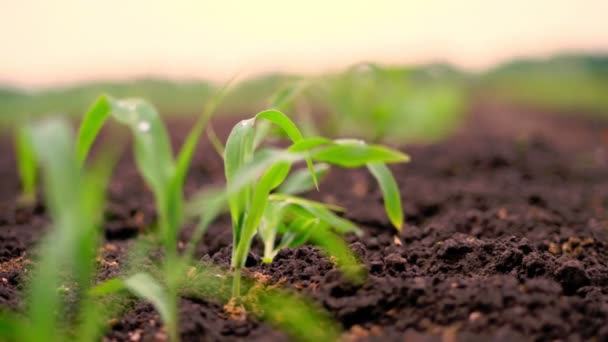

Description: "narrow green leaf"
207 123 225 157
0 313 22 341
257 290 341 342
269 80 308 110
278 217 318 249
288 137 332 152
182 187 227 263
75 95 112 165
277 163 329 195
224 118 256 232
269 193 344 213
123 273 173 329
15 126 37 203
109 98 175 197
286 201 361 236
312 142 410 167
233 161 292 268
255 109 318 189
25 118 107 342
367 163 404 230
89 279 126 296
270 194 359 235
308 228 364 283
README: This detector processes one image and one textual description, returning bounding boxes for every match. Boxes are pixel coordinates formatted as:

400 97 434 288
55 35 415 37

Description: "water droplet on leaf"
138 121 151 132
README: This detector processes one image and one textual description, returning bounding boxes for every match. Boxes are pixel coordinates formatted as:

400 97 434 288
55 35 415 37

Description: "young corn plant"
75 91 226 341
14 126 38 205
224 109 408 298
0 118 115 342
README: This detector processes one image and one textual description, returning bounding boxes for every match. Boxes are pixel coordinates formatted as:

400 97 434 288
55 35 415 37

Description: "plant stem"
232 268 242 298
263 239 275 264
165 257 180 342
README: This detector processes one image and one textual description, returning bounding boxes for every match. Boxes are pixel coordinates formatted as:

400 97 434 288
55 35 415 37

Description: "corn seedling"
74 89 228 341
14 126 37 205
0 118 114 342
313 63 465 143
223 109 409 298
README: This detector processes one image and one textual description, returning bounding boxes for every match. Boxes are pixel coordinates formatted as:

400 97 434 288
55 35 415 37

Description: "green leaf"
269 80 308 110
269 193 344 213
257 290 341 342
109 98 175 198
15 126 37 203
233 161 292 269
25 118 109 342
367 163 404 230
123 273 173 330
288 137 332 152
75 95 112 165
182 187 227 263
255 109 318 189
277 163 329 195
271 194 360 235
308 228 364 283
312 142 410 167
0 313 22 341
260 201 290 262
224 118 256 252
278 217 318 249
89 279 126 296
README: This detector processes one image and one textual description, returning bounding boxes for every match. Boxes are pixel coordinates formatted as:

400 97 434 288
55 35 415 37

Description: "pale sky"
1 0 607 88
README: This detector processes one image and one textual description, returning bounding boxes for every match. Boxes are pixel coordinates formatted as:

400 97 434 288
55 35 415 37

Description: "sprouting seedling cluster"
222 109 408 297
5 82 410 342
1 119 116 342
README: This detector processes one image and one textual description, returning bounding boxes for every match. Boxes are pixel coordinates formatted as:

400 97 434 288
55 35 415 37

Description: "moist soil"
1 99 608 341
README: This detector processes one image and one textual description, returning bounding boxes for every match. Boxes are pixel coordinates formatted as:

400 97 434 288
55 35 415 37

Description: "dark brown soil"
1 99 608 341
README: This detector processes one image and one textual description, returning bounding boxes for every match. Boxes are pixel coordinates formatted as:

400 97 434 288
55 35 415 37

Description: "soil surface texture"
1 99 608 341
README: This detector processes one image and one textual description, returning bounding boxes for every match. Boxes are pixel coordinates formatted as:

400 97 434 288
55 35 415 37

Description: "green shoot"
14 126 37 205
74 95 208 341
75 83 232 341
315 63 465 143
224 109 408 298
1 118 114 342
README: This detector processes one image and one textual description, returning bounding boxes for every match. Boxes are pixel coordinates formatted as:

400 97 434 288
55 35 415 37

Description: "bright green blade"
182 187 227 263
109 98 175 197
124 273 173 331
288 137 333 152
75 95 112 165
309 228 364 283
233 161 292 269
91 273 173 337
89 278 126 296
0 313 22 341
269 193 344 213
277 163 329 195
278 217 318 249
224 118 256 244
15 126 37 203
174 75 233 190
257 290 341 342
285 200 361 236
367 162 404 230
312 141 410 167
25 118 107 342
270 194 359 235
255 109 318 189
269 80 308 110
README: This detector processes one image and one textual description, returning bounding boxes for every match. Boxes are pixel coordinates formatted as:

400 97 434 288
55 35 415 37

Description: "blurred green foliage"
311 63 467 143
4 53 608 142
0 79 214 126
479 53 608 115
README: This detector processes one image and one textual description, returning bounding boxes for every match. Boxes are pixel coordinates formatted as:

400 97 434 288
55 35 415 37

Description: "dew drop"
138 121 151 132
